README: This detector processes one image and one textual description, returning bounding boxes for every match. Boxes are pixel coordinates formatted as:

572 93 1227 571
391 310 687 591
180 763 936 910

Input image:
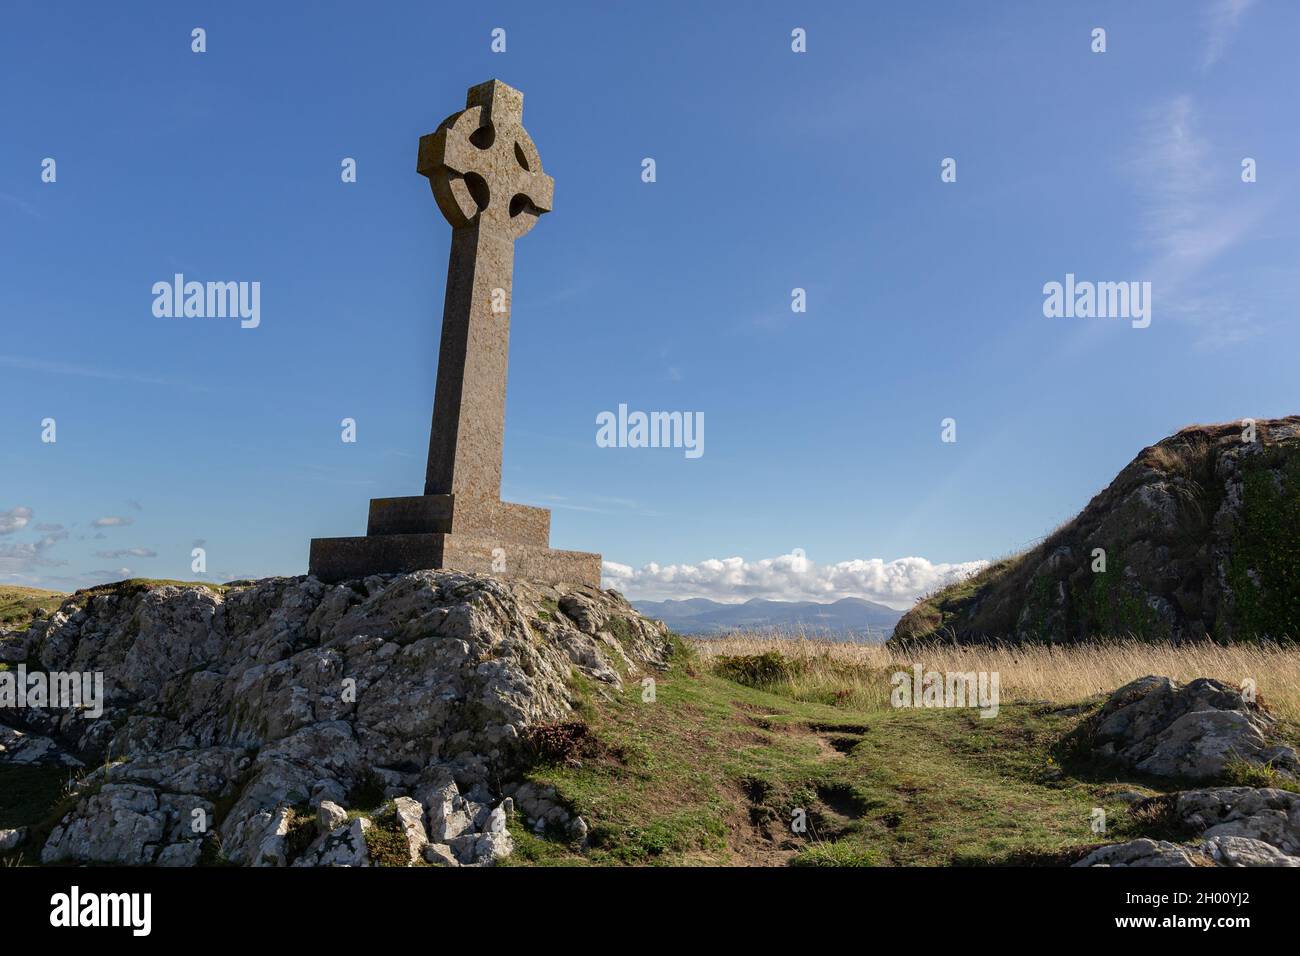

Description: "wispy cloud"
602 550 986 609
533 493 665 518
0 192 41 219
1129 94 1270 341
92 516 135 528
0 527 69 579
0 355 205 390
88 567 133 580
0 506 34 535
92 547 156 559
1203 0 1256 69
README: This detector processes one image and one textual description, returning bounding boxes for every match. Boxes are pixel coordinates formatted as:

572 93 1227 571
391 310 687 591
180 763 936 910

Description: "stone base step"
308 532 600 588
366 494 550 547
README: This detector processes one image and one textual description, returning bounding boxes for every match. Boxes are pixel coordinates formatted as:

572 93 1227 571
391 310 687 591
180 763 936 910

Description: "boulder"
392 796 429 863
1074 838 1208 867
0 827 25 852
450 829 514 866
41 783 167 865
294 818 370 867
1201 835 1300 867
0 722 83 767
156 841 204 867
420 772 472 842
1083 676 1298 780
1170 787 1300 854
423 842 459 866
1081 786 1300 868
317 800 348 835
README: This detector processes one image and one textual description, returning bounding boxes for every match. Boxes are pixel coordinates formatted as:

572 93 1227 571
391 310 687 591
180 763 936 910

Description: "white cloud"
88 568 133 580
0 528 69 578
0 506 33 535
1129 95 1269 341
602 551 987 609
92 516 135 528
92 548 157 559
1203 0 1256 69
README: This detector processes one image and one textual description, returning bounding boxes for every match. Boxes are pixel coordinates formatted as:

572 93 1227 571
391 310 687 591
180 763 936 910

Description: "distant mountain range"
630 596 904 641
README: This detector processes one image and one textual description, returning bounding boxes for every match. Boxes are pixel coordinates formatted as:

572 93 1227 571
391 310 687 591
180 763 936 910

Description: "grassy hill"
1 579 234 632
0 586 66 630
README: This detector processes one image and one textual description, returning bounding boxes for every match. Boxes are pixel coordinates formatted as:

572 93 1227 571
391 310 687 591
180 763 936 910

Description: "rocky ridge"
892 417 1300 645
0 571 671 866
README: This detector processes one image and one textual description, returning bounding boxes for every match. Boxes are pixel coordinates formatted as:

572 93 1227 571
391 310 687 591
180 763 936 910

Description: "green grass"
791 841 880 866
1220 756 1300 794
3 579 236 632
5 611 1291 867
0 764 95 865
0 586 66 629
890 554 1027 644
0 765 72 831
357 801 427 867
73 578 230 599
502 642 1206 866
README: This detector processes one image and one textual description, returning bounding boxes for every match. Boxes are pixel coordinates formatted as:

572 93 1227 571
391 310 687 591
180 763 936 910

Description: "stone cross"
309 80 600 587
417 79 553 502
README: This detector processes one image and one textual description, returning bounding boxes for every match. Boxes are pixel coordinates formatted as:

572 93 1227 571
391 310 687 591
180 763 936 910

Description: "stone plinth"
309 530 601 588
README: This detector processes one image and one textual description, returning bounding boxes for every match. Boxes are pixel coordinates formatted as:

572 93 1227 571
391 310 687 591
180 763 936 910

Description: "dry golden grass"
690 632 1300 721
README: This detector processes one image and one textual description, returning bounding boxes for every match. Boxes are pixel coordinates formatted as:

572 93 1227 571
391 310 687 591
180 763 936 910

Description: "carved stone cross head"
418 79 554 239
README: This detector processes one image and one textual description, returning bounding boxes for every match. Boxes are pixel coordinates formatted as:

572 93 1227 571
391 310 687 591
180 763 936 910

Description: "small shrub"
520 721 603 766
282 805 318 861
713 652 805 689
364 802 420 867
790 841 878 867
1115 794 1190 842
198 832 235 867
345 771 387 813
1221 757 1300 794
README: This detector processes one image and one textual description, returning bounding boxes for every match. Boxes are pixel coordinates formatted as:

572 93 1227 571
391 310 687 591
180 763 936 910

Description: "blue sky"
2 0 1297 606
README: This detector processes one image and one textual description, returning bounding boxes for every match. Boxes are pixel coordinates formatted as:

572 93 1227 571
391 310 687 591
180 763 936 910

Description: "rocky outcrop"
1076 787 1300 867
892 417 1300 644
1076 676 1299 781
1072 676 1300 868
0 571 671 866
1075 835 1300 867
0 722 83 767
1074 837 1213 867
1172 786 1300 853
